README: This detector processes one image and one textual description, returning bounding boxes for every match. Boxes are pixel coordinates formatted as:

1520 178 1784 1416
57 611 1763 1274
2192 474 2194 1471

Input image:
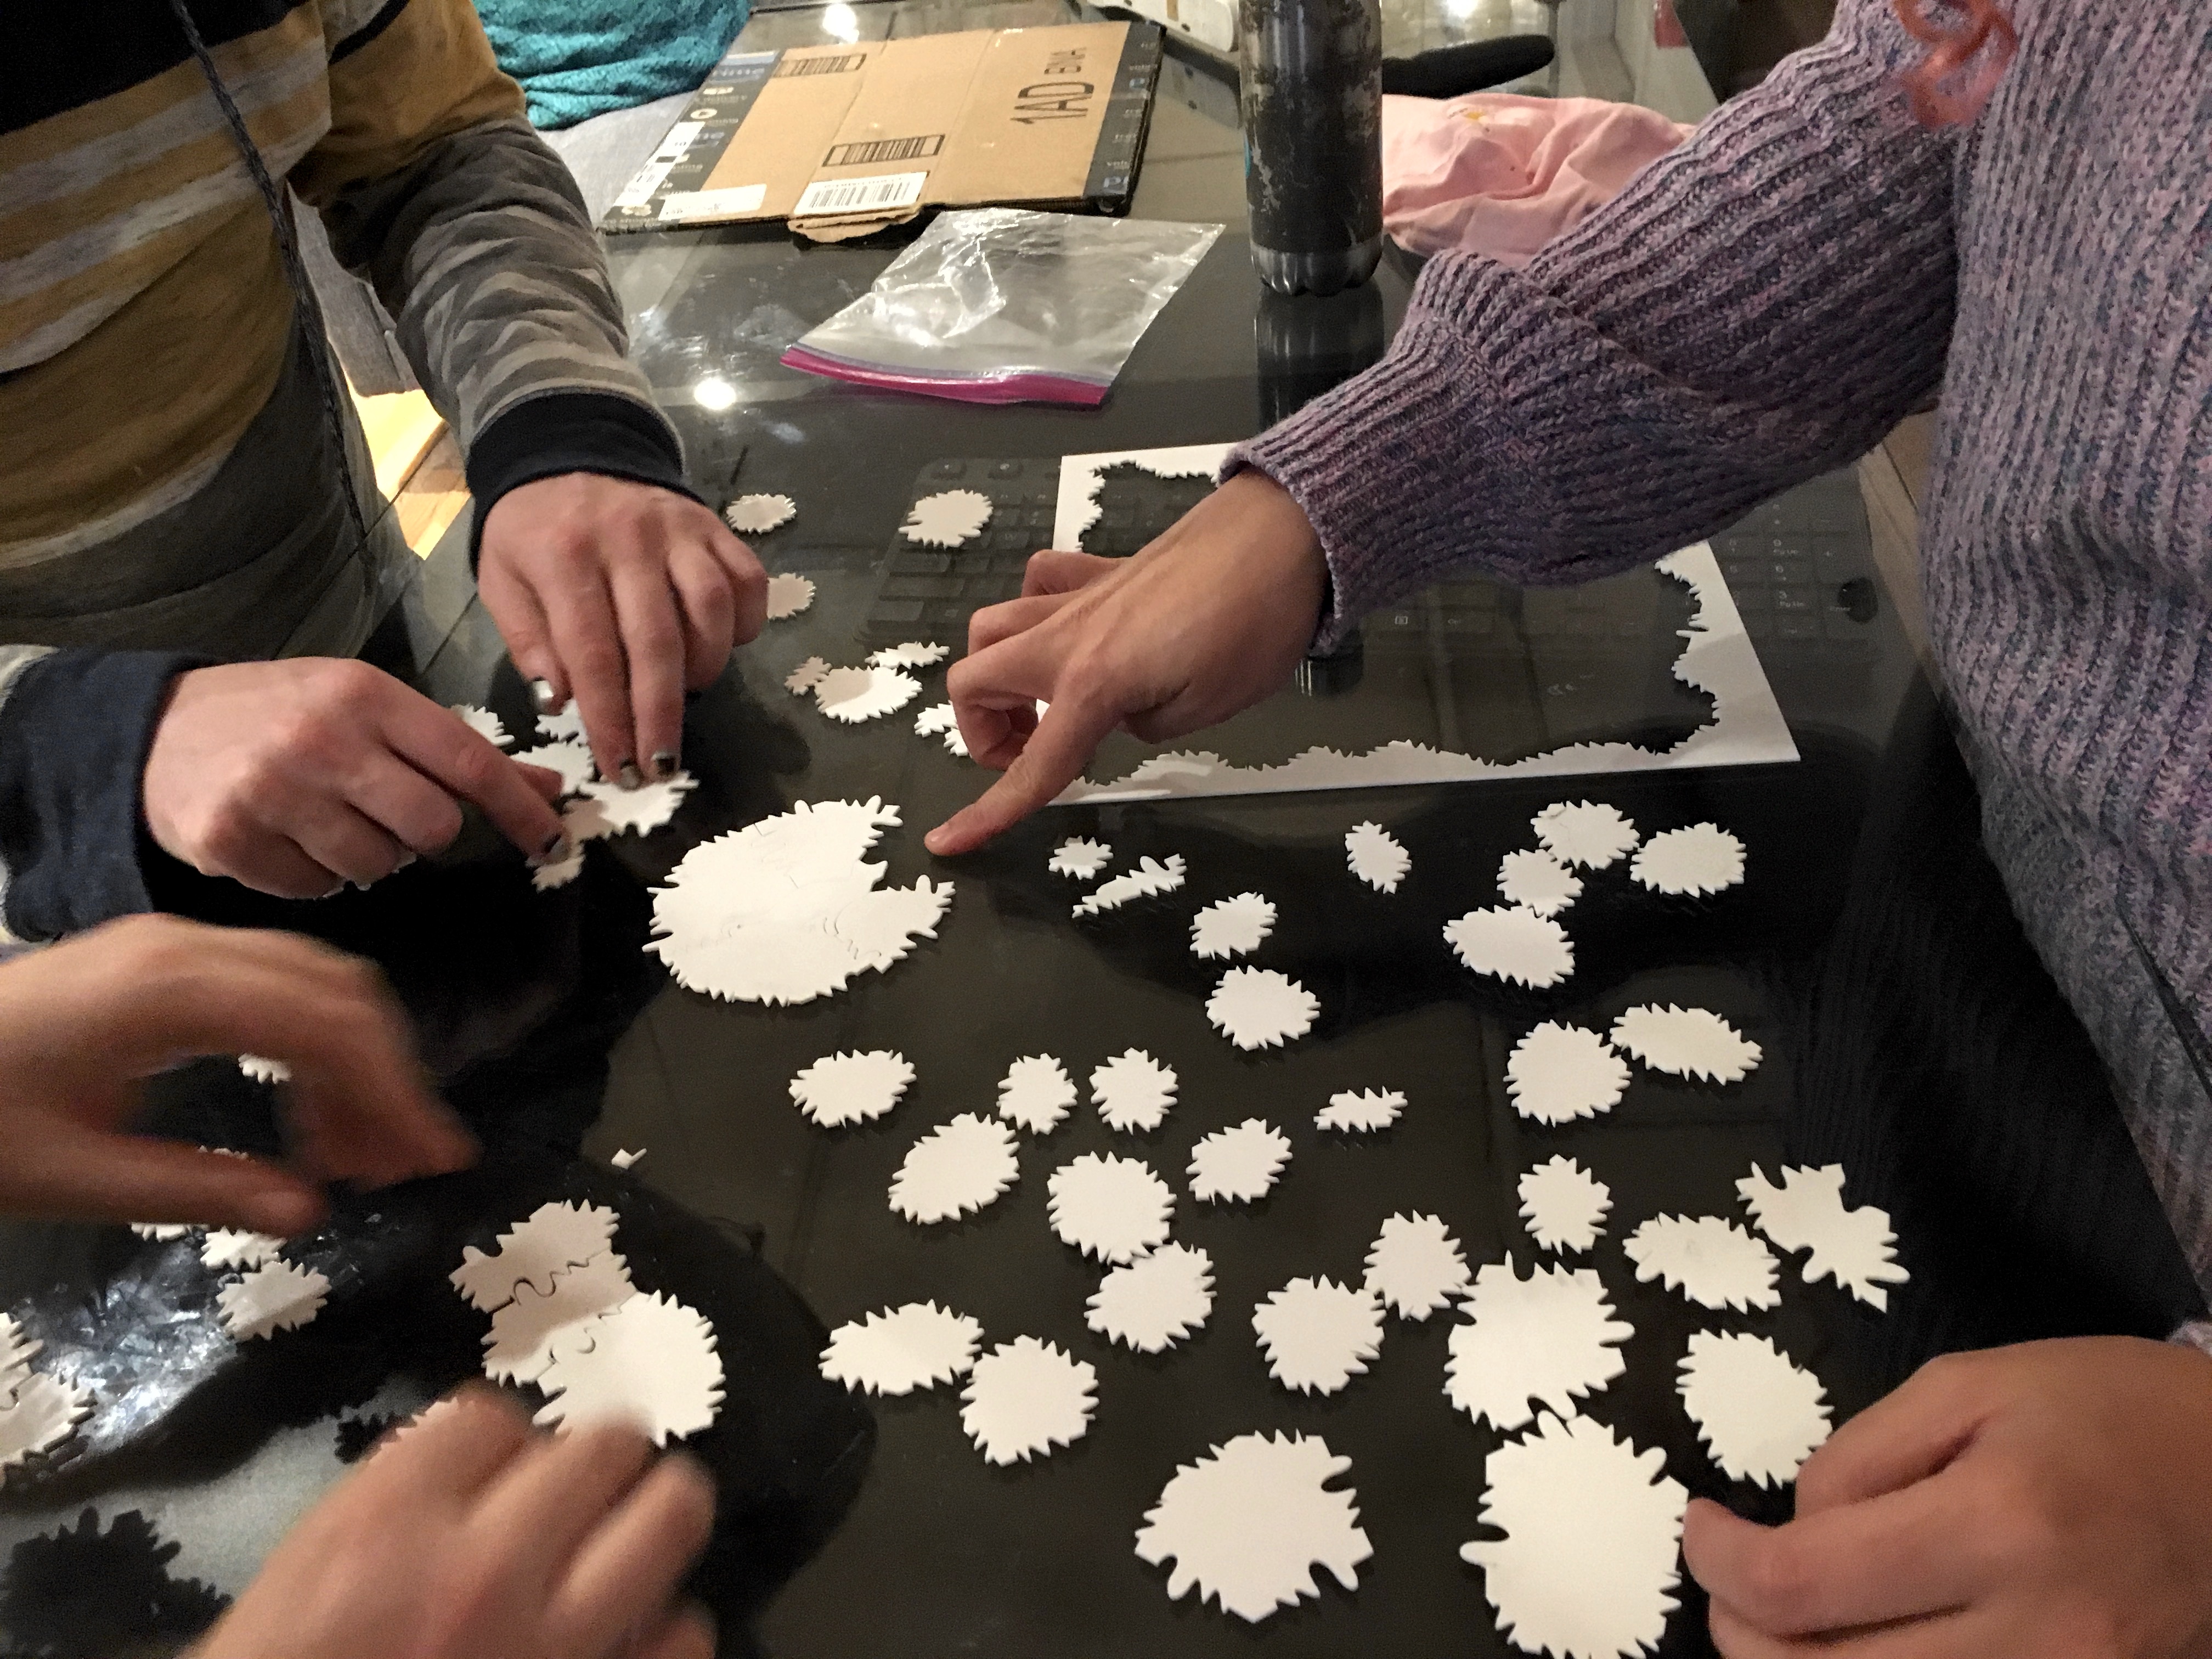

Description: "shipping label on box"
601 21 1163 238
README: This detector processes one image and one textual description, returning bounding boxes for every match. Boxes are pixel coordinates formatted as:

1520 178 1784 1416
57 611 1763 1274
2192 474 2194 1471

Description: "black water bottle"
1239 0 1384 296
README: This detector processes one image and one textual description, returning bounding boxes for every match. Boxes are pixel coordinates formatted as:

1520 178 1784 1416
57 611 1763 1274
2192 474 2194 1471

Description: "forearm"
1235 0 1959 644
0 648 200 943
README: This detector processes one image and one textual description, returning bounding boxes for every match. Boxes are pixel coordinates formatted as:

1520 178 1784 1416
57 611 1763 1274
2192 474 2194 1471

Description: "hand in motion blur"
1686 1336 2212 1658
479 473 768 788
143 660 569 899
926 469 1329 856
0 915 473 1235
196 1390 716 1659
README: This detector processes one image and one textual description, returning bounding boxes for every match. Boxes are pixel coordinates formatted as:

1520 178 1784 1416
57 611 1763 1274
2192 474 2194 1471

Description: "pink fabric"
1381 93 1695 266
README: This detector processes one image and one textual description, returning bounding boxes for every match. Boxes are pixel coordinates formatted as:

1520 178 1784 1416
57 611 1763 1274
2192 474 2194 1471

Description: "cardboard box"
602 21 1163 241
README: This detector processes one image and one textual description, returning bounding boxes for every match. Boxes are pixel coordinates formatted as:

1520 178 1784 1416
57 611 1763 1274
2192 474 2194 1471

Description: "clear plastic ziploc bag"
781 208 1223 407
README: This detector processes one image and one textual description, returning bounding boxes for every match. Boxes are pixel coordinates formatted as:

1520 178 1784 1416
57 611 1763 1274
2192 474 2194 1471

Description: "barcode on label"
658 183 768 221
792 170 928 217
824 134 945 168
776 52 866 76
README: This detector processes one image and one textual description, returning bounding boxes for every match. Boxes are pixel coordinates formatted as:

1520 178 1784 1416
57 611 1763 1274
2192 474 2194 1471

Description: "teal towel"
473 0 752 130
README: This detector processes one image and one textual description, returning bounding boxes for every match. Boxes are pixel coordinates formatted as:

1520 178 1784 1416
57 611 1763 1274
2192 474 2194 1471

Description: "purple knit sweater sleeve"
1234 0 1961 646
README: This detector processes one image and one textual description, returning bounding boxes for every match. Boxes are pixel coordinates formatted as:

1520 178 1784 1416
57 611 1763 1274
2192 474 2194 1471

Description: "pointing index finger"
381 692 569 864
926 694 1117 856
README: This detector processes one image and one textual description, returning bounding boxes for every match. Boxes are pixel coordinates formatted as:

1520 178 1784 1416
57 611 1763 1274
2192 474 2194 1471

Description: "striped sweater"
1238 0 2212 1288
0 0 692 939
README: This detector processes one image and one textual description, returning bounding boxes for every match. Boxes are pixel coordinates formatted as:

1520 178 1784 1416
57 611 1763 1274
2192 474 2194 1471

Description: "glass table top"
0 5 2196 1656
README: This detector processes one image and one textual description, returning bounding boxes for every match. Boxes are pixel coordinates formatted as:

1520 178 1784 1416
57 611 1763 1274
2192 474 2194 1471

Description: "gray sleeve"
311 114 678 454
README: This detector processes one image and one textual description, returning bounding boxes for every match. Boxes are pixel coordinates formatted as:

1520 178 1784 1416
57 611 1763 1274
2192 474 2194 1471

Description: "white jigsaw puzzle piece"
1252 1277 1383 1396
514 739 596 795
1047 1153 1174 1263
483 1252 635 1384
815 665 923 723
576 772 697 836
219 1261 331 1342
1190 892 1276 960
1679 1331 1832 1487
1206 967 1318 1050
1506 1022 1632 1124
1444 1254 1633 1430
727 494 798 535
889 1113 1020 1224
1518 1156 1613 1254
1611 1005 1762 1084
1498 849 1584 918
535 1291 724 1447
1532 800 1640 870
201 1229 283 1272
1091 1049 1178 1133
785 656 830 694
1632 822 1746 895
820 1302 984 1396
0 1369 92 1472
1738 1164 1909 1308
1188 1120 1291 1203
1047 837 1112 879
902 489 994 547
1461 1410 1687 1659
958 1336 1096 1465
450 1201 619 1312
1136 1431 1373 1623
1087 1244 1214 1352
236 1054 291 1085
1315 1088 1404 1132
1344 822 1409 893
1623 1215 1781 1311
997 1054 1076 1133
1073 854 1186 917
1363 1212 1469 1319
789 1050 915 1128
868 641 950 669
915 702 969 755
449 703 513 749
1445 906 1575 989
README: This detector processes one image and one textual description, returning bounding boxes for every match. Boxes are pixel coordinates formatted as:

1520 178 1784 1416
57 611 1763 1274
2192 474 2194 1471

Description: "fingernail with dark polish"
618 761 644 789
652 750 679 780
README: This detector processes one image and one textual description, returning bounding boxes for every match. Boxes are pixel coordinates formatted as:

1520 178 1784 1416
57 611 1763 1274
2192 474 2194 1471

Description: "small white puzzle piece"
814 666 922 724
902 489 994 547
868 641 950 669
789 1049 915 1128
535 1291 724 1447
1363 1212 1469 1319
1188 1120 1291 1203
1506 1022 1631 1124
1073 854 1186 917
1679 1330 1832 1487
1444 1255 1632 1430
1135 1431 1373 1623
1518 1156 1612 1254
1631 822 1746 896
1461 1410 1688 1659
1737 1164 1909 1309
1498 849 1583 918
450 1201 619 1312
1048 837 1112 879
959 1336 1096 1465
1445 907 1574 989
1532 800 1640 869
1189 892 1276 960
449 703 513 749
1047 1153 1173 1264
576 772 696 836
1087 1244 1214 1352
1206 968 1318 1050
820 1302 984 1396
219 1261 331 1342
1622 1215 1781 1312
997 1054 1076 1133
727 494 798 535
1611 1006 1762 1084
1315 1088 1404 1132
889 1114 1020 1224
1252 1277 1383 1396
1091 1049 1177 1133
1344 822 1409 892
483 1252 634 1385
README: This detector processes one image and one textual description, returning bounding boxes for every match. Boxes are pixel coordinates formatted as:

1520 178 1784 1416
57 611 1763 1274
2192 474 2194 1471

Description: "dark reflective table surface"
0 6 2199 1656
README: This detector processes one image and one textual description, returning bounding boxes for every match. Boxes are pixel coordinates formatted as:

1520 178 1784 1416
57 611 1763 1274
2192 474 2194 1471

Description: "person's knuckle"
1736 1536 1819 1626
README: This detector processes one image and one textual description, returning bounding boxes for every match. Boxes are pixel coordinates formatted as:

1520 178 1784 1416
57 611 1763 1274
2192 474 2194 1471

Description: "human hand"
0 915 472 1235
923 469 1328 856
198 1389 716 1659
142 660 568 899
478 473 767 787
1685 1336 2212 1657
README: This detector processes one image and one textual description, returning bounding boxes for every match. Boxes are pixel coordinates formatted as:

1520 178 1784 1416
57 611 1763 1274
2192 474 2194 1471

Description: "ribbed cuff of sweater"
1228 256 1539 652
465 391 698 567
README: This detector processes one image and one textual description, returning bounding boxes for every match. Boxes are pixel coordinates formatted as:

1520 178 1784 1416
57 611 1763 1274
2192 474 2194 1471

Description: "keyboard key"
882 575 963 600
868 599 926 624
888 552 951 575
1773 588 1815 613
1776 614 1820 640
